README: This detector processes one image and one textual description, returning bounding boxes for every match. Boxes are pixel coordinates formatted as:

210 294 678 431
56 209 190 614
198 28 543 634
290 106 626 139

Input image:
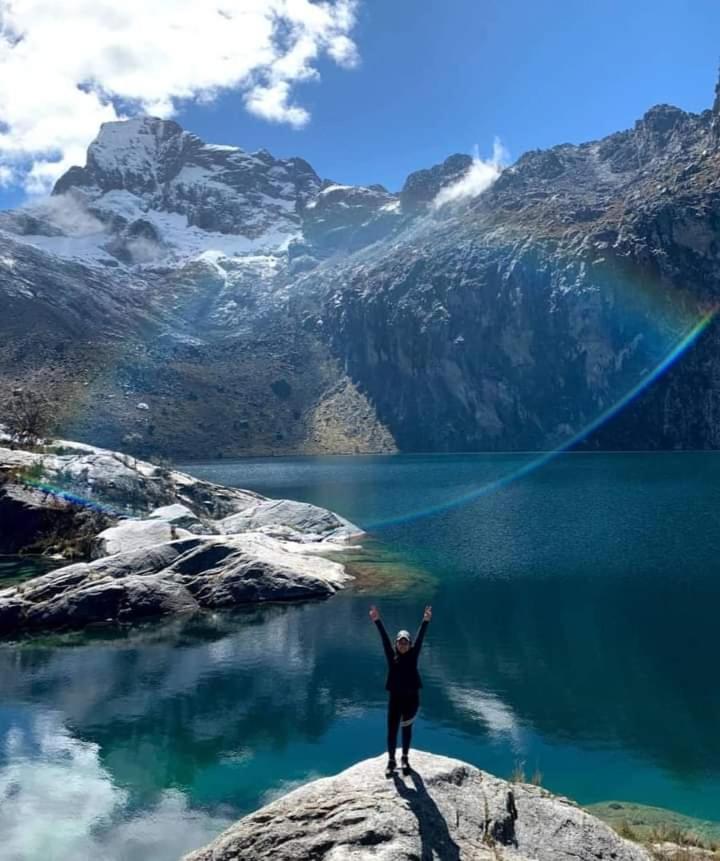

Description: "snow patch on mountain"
11 231 117 265
7 207 300 268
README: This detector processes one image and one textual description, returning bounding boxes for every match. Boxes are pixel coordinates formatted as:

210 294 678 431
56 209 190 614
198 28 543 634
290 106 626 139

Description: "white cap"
395 629 412 643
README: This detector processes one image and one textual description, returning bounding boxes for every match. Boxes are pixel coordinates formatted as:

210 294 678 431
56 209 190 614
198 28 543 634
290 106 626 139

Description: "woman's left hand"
423 605 432 622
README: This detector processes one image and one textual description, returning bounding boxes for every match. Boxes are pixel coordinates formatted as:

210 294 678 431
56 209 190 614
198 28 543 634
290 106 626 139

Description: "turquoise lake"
2 452 720 860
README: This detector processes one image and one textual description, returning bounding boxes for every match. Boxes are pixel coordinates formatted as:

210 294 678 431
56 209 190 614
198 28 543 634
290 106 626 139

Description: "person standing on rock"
369 603 432 777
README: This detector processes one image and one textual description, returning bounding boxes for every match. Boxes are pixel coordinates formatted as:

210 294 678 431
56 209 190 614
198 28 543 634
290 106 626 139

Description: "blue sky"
0 0 719 208
179 0 720 188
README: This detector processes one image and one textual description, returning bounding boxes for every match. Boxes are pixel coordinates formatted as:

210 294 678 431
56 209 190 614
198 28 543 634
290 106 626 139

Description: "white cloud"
0 0 360 192
0 712 231 861
432 138 509 209
445 683 525 751
32 194 105 234
244 80 311 127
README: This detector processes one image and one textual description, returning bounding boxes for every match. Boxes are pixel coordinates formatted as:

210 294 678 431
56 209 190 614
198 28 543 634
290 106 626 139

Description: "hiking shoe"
401 755 410 775
385 760 396 778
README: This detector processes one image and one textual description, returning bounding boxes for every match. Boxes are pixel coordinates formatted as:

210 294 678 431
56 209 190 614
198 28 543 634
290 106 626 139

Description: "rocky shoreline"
0 437 361 638
590 801 720 858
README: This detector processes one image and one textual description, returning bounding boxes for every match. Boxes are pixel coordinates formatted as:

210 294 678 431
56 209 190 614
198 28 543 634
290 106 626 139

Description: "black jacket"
374 618 429 693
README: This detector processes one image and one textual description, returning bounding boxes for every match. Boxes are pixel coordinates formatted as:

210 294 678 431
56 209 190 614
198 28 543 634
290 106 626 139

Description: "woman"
369 603 432 777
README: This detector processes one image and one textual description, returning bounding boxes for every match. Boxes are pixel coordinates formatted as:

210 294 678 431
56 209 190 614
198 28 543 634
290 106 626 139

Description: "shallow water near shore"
0 555 64 588
2 452 720 860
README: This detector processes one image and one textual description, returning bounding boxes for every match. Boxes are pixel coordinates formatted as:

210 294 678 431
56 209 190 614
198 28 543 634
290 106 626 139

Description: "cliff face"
320 103 720 451
2 86 720 456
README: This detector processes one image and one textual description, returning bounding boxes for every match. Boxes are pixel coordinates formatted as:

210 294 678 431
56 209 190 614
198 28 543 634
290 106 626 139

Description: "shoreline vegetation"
590 802 720 859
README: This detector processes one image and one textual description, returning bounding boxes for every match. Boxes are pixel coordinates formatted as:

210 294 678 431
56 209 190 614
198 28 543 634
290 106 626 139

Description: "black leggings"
387 691 420 761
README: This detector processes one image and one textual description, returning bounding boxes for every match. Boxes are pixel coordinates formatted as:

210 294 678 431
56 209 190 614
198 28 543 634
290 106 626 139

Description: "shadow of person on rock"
496 789 518 847
392 768 461 861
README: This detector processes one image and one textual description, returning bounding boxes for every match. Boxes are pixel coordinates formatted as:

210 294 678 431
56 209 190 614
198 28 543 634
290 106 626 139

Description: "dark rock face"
302 182 402 254
0 483 107 554
321 223 718 451
319 95 720 451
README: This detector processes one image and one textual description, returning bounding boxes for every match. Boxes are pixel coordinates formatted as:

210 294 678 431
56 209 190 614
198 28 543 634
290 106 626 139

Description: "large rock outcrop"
0 439 262 519
218 498 359 541
183 750 650 861
0 437 362 636
0 532 352 638
0 439 360 556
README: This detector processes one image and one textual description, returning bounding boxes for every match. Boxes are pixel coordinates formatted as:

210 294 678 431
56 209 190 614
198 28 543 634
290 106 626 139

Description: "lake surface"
2 452 720 860
0 555 63 588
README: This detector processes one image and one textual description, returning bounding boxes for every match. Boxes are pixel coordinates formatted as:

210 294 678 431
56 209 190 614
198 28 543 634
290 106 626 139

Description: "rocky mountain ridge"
2 78 720 456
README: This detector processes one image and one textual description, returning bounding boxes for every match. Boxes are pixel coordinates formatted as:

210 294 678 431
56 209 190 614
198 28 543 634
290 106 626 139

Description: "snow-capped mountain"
0 116 407 268
2 80 720 459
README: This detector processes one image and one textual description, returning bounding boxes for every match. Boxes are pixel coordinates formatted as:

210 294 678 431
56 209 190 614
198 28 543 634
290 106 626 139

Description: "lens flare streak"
368 308 717 530
9 310 717 529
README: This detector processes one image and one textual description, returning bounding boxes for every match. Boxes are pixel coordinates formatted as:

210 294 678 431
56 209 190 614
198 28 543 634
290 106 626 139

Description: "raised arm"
413 605 432 657
369 605 394 663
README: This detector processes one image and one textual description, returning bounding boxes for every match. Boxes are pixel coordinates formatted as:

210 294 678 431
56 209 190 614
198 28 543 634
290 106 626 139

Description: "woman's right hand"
369 605 380 622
